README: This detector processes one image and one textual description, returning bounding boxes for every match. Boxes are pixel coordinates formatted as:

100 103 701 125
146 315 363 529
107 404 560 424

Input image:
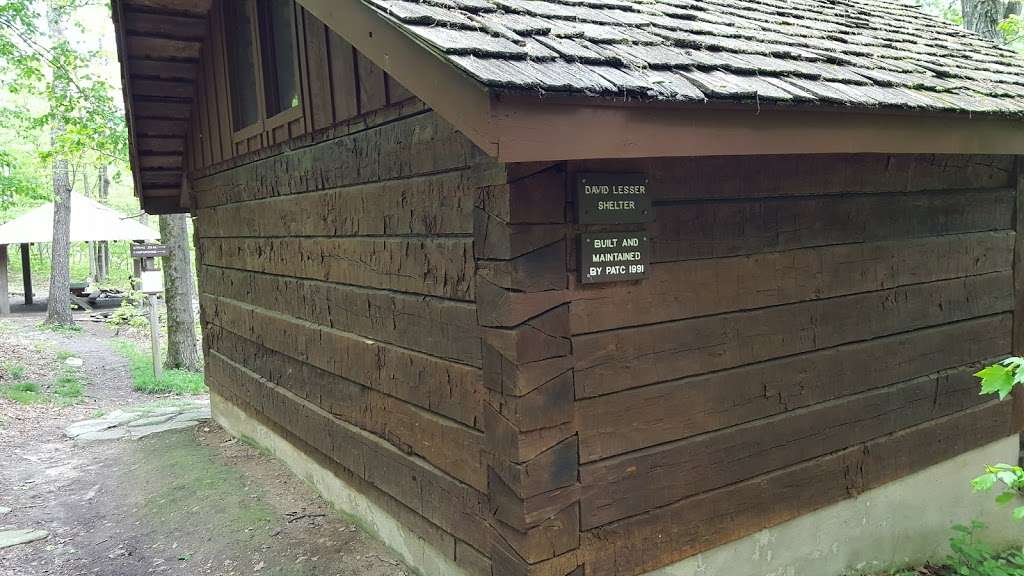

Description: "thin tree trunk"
159 214 200 371
962 0 1005 41
95 165 110 282
45 2 73 327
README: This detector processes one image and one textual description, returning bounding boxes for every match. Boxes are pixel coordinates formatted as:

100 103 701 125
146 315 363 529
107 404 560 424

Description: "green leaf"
976 364 1016 400
1013 506 1024 521
973 473 998 492
996 491 1016 505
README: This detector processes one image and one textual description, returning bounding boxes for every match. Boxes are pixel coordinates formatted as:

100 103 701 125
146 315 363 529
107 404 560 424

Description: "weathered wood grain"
202 294 483 427
198 236 475 301
571 231 1013 334
580 401 1014 576
577 314 1011 461
327 31 358 122
196 171 475 238
302 9 334 131
569 154 1014 203
356 51 387 113
192 112 480 208
574 272 1013 397
207 351 491 552
201 265 481 365
208 327 486 488
651 188 1013 263
579 361 994 528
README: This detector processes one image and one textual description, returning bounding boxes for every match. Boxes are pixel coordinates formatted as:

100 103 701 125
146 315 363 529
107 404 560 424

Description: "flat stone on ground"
172 409 211 422
0 506 11 516
76 428 129 442
130 420 200 439
64 419 118 439
0 529 48 549
126 414 175 428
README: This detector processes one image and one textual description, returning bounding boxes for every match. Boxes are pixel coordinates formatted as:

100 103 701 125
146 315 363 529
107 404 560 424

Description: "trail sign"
130 243 169 258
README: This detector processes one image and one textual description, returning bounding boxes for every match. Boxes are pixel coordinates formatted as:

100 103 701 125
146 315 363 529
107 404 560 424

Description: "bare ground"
0 314 407 576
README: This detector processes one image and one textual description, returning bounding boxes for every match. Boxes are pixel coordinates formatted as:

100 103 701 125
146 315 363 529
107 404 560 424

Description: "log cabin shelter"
0 193 159 315
111 0 1024 575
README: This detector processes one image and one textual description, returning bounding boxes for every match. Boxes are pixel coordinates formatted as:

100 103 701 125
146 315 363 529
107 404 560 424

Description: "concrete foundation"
211 392 471 576
650 434 1024 576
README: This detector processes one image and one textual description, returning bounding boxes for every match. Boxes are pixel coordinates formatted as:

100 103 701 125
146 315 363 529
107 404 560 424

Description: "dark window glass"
224 0 260 131
258 0 300 116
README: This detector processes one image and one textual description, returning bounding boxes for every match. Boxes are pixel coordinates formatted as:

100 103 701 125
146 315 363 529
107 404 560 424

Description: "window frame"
221 0 303 144
258 0 304 132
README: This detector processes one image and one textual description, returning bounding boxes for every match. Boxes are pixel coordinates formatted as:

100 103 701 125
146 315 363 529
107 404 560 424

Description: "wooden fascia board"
296 0 498 156
487 96 1024 161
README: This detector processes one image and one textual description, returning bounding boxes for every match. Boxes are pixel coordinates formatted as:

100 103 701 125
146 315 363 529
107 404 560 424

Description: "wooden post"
149 293 163 381
0 245 9 315
20 243 31 306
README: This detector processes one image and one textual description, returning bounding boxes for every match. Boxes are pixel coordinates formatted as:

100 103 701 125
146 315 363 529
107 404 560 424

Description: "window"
223 0 301 136
224 0 260 132
258 0 300 117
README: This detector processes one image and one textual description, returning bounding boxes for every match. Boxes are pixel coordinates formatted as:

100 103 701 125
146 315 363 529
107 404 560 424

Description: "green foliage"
946 521 1024 575
113 339 206 395
3 381 45 404
53 370 83 401
972 464 1024 521
107 288 154 330
36 320 81 334
976 357 1024 400
3 361 26 380
976 357 1024 520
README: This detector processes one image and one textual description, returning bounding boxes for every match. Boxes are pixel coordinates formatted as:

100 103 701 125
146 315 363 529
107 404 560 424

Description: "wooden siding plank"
577 313 1013 461
302 9 334 131
209 1 233 162
207 335 486 489
569 154 1015 203
575 271 1014 397
579 361 996 529
356 50 387 113
195 171 475 238
192 112 479 208
207 350 490 552
580 401 1014 576
650 188 1014 264
201 294 483 428
327 30 358 122
198 236 475 301
387 73 414 104
201 265 481 366
572 231 1015 335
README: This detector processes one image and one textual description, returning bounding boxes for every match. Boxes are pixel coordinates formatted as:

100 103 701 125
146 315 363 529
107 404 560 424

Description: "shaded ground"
0 313 407 576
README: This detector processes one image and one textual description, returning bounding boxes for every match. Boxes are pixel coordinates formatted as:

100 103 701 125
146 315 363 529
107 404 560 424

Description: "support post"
149 293 163 381
20 243 31 306
0 244 9 315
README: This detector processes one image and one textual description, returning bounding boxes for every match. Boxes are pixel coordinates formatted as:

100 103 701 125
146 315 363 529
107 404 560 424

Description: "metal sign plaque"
576 172 652 224
131 243 169 258
580 231 650 284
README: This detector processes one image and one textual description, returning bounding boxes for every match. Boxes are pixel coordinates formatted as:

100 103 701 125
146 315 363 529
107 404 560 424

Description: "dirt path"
0 314 407 576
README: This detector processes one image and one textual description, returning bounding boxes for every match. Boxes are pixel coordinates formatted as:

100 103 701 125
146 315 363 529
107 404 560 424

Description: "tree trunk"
95 165 110 282
962 0 1005 41
159 214 200 371
44 2 73 327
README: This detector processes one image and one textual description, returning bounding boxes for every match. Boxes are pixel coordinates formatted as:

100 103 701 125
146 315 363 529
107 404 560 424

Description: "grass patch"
3 382 46 405
36 321 82 334
55 350 75 361
3 362 26 380
113 340 206 395
53 372 85 401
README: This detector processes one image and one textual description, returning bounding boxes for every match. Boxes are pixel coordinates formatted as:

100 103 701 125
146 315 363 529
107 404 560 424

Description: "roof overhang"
300 0 1024 162
111 0 210 215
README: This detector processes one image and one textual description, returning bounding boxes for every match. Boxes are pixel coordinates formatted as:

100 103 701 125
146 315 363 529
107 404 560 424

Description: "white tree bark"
159 213 200 371
962 0 1006 41
44 1 73 327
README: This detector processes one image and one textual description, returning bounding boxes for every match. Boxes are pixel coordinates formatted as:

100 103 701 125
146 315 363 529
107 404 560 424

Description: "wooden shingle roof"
365 0 1024 116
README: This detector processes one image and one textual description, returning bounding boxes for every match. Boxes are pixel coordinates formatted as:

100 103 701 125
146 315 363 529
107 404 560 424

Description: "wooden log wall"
476 153 1021 576
193 104 493 573
184 1 415 184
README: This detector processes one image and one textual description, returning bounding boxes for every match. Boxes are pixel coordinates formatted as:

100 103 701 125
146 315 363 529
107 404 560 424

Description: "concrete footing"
211 392 470 576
